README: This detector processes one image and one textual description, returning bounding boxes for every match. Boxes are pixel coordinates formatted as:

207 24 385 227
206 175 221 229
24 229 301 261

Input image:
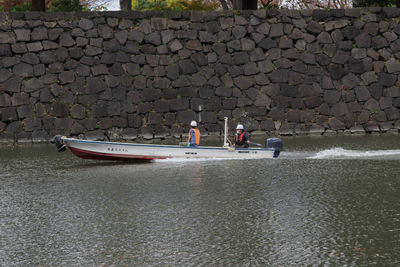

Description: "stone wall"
1 8 400 143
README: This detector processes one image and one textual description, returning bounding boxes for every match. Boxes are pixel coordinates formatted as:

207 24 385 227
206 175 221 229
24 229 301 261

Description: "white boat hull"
61 138 279 161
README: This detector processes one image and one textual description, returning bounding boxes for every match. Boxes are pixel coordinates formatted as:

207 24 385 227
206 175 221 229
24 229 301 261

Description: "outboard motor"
54 135 66 152
266 138 283 158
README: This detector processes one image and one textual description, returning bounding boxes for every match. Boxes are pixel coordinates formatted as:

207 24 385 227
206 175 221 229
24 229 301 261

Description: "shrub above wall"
1 9 400 143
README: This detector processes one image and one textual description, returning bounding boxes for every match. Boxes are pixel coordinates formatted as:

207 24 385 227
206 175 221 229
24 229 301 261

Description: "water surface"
1 135 400 266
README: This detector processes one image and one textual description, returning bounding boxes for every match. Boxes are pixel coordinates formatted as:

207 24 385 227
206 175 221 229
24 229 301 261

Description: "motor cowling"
266 138 283 158
54 135 66 152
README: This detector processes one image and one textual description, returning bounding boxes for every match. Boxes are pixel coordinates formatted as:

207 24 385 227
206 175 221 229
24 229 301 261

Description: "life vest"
187 128 200 145
235 132 245 145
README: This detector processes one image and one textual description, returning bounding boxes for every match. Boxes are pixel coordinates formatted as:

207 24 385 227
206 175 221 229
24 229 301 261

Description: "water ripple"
1 138 400 266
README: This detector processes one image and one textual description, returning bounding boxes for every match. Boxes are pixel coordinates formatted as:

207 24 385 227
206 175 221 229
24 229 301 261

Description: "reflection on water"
1 135 400 266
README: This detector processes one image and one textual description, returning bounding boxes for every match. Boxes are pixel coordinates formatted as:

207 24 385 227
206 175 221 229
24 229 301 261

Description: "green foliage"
9 2 31 11
133 0 220 11
48 0 88 12
133 0 169 10
353 0 397 7
170 0 220 11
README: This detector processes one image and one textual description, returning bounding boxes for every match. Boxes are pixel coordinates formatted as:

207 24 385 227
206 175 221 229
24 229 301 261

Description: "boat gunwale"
63 138 275 151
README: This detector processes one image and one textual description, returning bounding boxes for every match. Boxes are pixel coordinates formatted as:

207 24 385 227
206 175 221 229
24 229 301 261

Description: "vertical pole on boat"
223 117 229 147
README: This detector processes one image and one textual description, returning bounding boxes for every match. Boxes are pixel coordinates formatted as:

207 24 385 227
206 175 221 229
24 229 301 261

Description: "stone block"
1 107 18 122
162 113 175 126
79 18 94 30
51 102 69 118
170 98 189 111
177 110 196 125
85 130 106 141
219 98 235 110
59 32 75 47
323 90 341 104
152 99 169 113
176 87 196 98
86 77 107 94
328 117 345 131
331 102 348 117
39 50 57 64
254 94 272 108
144 32 161 46
31 27 48 41
70 104 86 119
0 93 12 108
199 31 217 43
0 32 16 44
6 121 23 134
233 76 254 90
327 64 347 79
21 53 39 65
108 63 125 76
385 58 400 73
140 89 161 102
379 97 392 110
191 52 208 66
11 43 27 54
147 112 162 125
107 101 120 116
58 71 75 84
11 92 29 106
378 121 393 132
98 118 112 129
280 84 298 98
24 117 41 131
23 78 43 92
349 125 365 134
128 114 143 128
84 45 103 56
385 107 400 120
305 96 322 109
394 97 400 108
121 128 137 140
139 126 154 140
0 69 12 83
355 86 371 102
0 44 12 56
13 63 33 78
14 29 30 41
379 73 397 87
137 102 152 114
26 42 43 52
178 59 198 75
3 57 20 69
364 122 380 133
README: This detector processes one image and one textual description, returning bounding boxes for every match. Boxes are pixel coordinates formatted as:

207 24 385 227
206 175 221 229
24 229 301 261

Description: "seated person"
234 124 250 148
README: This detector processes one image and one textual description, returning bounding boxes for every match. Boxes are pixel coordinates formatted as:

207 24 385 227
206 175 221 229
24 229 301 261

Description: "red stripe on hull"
68 147 167 161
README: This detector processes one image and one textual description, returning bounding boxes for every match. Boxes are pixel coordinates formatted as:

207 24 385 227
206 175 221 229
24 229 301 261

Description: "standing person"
234 124 250 148
187 121 200 147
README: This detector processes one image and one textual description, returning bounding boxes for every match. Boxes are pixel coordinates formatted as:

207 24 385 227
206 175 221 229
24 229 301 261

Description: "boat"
53 118 282 161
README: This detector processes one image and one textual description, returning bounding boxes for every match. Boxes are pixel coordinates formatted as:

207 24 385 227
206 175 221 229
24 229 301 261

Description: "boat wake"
153 157 251 163
308 147 400 159
151 147 400 162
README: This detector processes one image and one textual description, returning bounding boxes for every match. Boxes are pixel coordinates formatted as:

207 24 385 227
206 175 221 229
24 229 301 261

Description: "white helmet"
236 124 244 130
190 121 197 127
